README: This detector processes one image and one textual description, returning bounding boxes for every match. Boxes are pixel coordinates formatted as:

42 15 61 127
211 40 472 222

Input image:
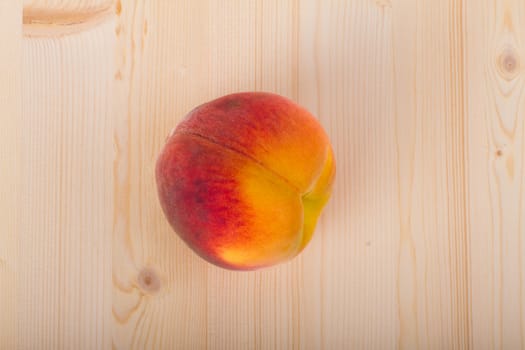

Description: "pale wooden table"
1 0 523 349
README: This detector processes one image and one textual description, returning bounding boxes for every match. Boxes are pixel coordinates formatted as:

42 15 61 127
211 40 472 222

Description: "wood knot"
497 47 520 80
116 0 122 16
137 268 161 294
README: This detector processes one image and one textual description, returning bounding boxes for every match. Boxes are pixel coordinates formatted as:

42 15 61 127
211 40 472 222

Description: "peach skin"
156 92 335 270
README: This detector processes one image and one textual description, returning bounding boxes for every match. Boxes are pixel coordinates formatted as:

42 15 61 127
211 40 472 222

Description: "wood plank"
314 1 399 348
19 19 114 350
112 1 210 348
466 1 525 349
390 0 471 348
0 1 22 349
296 2 325 347
206 1 309 349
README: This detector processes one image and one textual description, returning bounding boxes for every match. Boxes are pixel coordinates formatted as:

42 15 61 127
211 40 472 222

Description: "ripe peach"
156 92 335 270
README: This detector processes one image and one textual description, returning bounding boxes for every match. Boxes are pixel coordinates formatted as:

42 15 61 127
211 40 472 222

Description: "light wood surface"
2 0 525 349
0 2 22 349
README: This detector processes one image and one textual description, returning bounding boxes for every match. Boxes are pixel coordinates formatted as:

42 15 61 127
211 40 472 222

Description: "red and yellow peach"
156 92 335 270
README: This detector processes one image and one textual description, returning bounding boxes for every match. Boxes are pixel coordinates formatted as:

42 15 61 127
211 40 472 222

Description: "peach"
156 92 335 270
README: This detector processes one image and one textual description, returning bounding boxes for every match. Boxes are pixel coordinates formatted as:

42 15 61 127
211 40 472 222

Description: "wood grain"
466 1 525 349
23 0 114 16
313 2 399 348
112 1 209 348
206 2 311 349
2 0 525 348
391 1 471 348
0 2 21 349
19 19 114 350
23 0 115 37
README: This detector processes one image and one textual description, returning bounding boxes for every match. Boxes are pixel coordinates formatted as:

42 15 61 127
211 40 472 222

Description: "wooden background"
1 0 525 349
